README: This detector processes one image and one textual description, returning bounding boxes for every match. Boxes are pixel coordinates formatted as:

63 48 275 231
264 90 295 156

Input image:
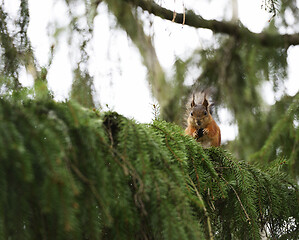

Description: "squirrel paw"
203 128 210 135
195 128 204 139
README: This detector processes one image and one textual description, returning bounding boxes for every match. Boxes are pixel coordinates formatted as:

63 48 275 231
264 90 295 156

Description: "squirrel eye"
190 112 193 116
204 110 207 115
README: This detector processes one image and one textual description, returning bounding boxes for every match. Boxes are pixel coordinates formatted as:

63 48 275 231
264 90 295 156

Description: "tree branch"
105 0 169 106
125 0 299 48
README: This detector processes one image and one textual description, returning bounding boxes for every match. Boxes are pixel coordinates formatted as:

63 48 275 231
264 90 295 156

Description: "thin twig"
220 175 251 223
182 4 185 25
172 11 177 22
188 176 214 240
70 163 93 184
69 163 113 223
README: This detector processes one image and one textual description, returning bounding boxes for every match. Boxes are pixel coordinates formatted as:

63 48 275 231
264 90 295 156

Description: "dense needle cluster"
0 97 297 239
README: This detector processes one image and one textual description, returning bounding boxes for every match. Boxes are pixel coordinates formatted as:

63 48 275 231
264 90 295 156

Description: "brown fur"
185 93 221 148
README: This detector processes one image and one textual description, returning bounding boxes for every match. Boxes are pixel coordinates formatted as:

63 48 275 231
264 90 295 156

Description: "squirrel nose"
197 120 201 126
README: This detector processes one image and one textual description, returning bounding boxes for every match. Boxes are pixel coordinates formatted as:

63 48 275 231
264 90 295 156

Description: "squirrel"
185 93 221 148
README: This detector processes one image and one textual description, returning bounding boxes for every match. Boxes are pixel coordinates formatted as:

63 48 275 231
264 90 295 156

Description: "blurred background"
1 0 299 179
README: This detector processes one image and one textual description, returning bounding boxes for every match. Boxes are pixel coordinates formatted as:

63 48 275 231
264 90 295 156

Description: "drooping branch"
0 97 298 239
104 0 168 106
125 0 299 48
103 0 190 122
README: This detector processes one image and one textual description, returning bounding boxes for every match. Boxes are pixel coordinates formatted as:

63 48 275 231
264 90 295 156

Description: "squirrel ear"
191 94 195 107
202 93 209 110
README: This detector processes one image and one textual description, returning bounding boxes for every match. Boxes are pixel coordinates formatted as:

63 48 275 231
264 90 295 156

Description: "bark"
124 0 299 48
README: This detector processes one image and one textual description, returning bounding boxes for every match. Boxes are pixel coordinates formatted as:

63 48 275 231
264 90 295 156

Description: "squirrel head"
187 93 212 128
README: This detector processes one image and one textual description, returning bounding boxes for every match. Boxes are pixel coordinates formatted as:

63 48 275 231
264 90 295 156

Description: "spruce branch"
252 92 299 162
0 98 298 239
104 0 170 115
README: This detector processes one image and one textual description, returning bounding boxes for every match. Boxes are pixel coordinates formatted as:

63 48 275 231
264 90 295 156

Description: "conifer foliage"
0 97 297 239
